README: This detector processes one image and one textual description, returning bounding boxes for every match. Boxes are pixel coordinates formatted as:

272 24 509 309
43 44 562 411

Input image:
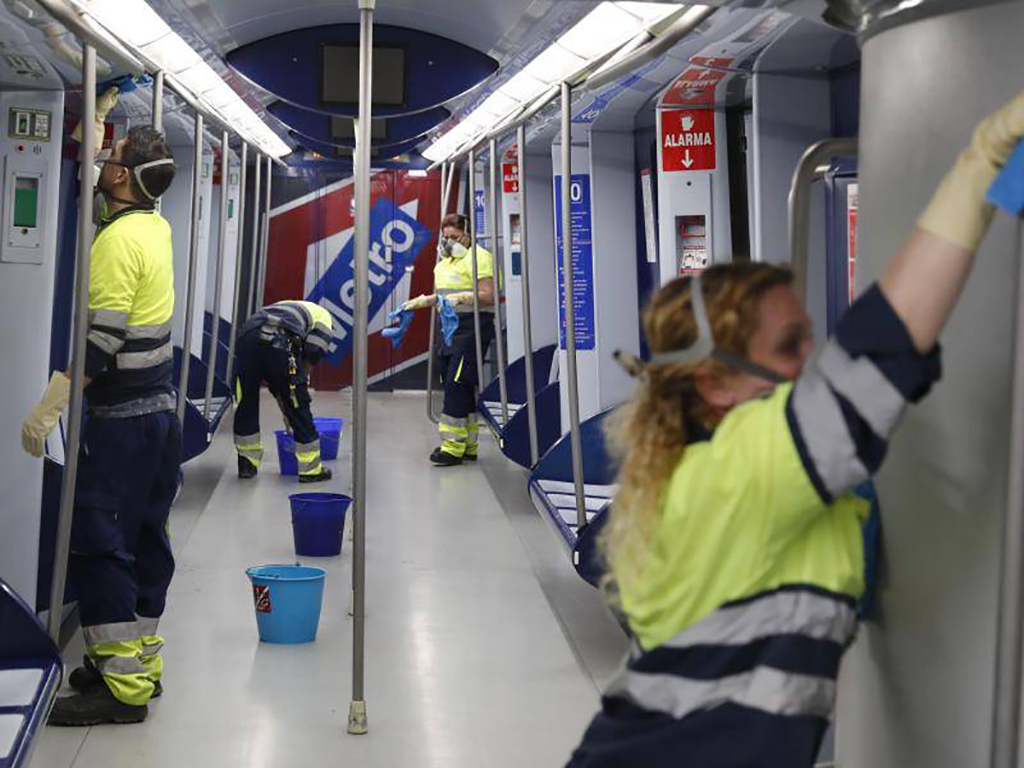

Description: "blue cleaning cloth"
438 296 458 347
988 140 1024 216
382 308 413 348
98 73 152 96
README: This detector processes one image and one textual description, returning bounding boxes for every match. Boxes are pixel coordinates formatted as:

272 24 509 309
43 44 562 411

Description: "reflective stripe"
791 367 868 498
454 357 465 382
296 449 322 474
234 432 262 447
136 616 160 637
440 414 468 428
87 328 124 355
117 340 172 370
605 664 835 721
89 392 176 418
307 334 330 351
441 439 466 458
95 654 147 676
83 621 140 645
295 439 320 453
125 321 173 340
661 589 857 651
816 342 905 439
89 308 129 330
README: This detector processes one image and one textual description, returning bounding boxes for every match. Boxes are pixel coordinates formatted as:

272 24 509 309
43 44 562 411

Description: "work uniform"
568 286 942 767
73 205 179 707
434 242 494 460
233 300 334 477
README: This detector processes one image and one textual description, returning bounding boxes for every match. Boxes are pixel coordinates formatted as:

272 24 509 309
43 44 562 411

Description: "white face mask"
449 241 468 259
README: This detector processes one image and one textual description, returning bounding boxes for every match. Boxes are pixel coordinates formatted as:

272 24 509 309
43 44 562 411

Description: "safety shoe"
463 453 478 462
238 455 258 479
48 684 147 726
68 656 162 698
298 467 333 484
429 448 463 467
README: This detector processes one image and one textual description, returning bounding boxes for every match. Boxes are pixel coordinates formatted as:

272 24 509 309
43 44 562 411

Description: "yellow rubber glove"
21 372 71 458
402 294 435 310
445 292 477 307
918 90 1024 251
71 86 120 156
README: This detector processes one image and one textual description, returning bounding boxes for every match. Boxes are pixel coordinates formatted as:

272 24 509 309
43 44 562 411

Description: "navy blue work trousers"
69 411 181 628
439 316 494 419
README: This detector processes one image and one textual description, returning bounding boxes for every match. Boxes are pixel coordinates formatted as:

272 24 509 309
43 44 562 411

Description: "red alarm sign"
502 162 519 193
661 109 716 172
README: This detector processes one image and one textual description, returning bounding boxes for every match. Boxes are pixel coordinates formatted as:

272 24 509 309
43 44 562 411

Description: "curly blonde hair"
602 262 794 598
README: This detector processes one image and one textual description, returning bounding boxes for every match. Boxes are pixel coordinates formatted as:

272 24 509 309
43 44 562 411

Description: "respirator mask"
92 148 176 225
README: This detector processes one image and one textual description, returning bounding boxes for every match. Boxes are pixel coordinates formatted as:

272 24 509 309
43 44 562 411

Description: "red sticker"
661 110 716 172
253 584 272 614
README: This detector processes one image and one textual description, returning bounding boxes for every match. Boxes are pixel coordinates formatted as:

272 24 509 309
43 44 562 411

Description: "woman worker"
404 213 495 466
566 93 1024 767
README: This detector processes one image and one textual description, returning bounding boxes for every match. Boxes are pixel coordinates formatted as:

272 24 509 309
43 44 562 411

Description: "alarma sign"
661 109 715 172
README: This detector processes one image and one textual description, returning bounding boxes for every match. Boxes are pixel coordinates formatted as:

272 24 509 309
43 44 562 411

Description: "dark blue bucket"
246 564 326 644
314 416 344 461
289 493 351 557
275 430 297 476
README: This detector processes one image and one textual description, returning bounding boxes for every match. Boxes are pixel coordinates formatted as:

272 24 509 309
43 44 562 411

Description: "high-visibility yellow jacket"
240 300 335 363
85 206 175 417
434 243 494 313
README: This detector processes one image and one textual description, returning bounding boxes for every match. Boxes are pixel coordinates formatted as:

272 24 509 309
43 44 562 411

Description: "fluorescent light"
139 33 202 74
176 61 223 94
522 45 586 85
557 4 639 59
500 70 549 104
73 0 168 47
615 2 684 23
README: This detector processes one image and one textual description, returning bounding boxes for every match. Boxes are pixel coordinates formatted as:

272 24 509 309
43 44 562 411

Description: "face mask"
449 241 468 259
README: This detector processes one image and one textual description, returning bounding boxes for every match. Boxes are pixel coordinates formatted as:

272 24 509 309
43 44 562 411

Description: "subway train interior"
2 0 1024 766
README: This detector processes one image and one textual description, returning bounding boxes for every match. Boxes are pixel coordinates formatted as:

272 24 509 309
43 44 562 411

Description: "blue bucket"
245 564 326 644
314 417 344 461
275 430 298 476
289 493 351 557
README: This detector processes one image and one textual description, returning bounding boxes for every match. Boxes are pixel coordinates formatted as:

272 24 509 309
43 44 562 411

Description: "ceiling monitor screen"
322 44 406 107
330 116 387 141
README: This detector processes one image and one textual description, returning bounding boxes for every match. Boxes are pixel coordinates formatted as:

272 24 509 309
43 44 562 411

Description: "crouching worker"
234 300 335 482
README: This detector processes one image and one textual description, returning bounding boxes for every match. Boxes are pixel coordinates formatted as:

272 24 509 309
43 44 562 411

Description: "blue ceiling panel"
267 101 448 147
227 24 497 118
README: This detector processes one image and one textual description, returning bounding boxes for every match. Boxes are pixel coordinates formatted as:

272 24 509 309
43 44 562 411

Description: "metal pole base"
347 700 369 734
348 589 355 617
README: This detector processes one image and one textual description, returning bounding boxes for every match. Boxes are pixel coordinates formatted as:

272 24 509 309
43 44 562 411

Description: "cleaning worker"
22 94 179 724
567 91 1024 767
404 213 495 466
233 299 335 482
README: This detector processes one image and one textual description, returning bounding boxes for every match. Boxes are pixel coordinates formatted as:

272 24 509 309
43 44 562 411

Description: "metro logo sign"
661 110 715 172
307 198 431 366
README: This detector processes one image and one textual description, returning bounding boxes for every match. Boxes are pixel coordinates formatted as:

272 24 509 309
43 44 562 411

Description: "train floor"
33 390 628 767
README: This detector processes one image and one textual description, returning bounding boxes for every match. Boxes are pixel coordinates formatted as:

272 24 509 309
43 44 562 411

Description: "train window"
321 44 406 107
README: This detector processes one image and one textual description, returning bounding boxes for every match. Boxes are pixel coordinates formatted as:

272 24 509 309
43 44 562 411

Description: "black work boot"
298 467 333 484
429 447 463 467
68 656 162 698
48 683 148 726
238 455 258 479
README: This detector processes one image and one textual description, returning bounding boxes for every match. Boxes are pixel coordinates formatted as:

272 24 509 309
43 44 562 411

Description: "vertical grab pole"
560 81 587 531
468 148 485 395
990 231 1024 768
256 155 272 306
152 71 164 214
246 153 262 318
517 126 539 466
204 130 231 421
489 138 509 425
516 126 540 466
176 112 204 425
47 43 96 643
225 142 248 385
427 161 454 425
348 0 374 737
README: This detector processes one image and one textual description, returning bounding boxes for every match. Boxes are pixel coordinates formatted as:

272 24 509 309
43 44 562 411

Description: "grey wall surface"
835 3 1024 765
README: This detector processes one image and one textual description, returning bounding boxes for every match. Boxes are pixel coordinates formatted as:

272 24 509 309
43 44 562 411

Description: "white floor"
34 391 616 767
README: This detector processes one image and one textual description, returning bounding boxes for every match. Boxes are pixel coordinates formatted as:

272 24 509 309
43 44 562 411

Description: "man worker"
21 124 178 726
233 300 335 482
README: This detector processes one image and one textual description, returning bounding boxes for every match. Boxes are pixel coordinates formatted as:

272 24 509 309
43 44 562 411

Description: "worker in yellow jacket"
567 92 1024 766
22 125 178 726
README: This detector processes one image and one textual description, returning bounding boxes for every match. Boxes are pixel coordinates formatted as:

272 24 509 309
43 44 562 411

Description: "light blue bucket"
245 564 326 644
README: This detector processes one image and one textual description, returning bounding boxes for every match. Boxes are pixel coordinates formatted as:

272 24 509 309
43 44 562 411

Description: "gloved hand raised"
402 294 435 311
71 86 121 155
21 372 70 458
919 90 1024 250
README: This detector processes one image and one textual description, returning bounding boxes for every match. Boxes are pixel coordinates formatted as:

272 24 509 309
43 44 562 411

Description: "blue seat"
201 312 234 383
477 344 560 468
173 347 232 464
527 408 618 586
0 578 62 768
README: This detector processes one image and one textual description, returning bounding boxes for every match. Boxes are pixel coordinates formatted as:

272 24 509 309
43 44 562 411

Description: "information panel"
554 174 595 351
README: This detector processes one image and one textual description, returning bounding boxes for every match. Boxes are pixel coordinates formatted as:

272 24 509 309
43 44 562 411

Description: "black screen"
330 116 387 141
322 45 406 107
